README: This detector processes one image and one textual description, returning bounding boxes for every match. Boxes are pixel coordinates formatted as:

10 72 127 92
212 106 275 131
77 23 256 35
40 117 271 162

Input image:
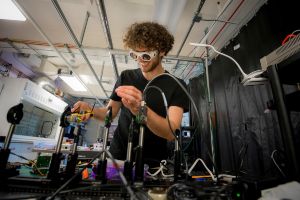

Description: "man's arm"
115 85 184 141
146 105 184 141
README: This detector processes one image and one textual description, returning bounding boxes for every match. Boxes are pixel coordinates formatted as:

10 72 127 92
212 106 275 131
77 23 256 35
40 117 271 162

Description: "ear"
159 51 165 57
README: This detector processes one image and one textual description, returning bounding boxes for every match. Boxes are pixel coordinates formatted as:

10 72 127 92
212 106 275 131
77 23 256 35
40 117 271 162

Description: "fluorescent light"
59 75 87 92
0 0 26 21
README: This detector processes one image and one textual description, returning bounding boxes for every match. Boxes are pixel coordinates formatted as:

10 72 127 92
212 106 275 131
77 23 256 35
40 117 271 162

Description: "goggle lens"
129 50 157 62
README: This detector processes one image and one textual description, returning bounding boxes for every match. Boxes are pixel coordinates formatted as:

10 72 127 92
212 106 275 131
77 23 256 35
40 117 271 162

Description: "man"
72 22 189 166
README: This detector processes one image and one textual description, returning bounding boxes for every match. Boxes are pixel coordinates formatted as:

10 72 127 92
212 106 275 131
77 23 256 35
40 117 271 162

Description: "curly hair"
123 22 174 55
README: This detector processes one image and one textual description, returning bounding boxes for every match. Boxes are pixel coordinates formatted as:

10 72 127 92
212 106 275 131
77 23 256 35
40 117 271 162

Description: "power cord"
147 160 173 178
271 149 287 178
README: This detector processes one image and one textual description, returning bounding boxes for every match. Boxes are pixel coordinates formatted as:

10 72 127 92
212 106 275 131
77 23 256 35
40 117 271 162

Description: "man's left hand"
115 86 142 115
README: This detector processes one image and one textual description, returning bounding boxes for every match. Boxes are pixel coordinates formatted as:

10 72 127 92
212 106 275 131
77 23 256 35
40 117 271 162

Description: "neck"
142 63 165 80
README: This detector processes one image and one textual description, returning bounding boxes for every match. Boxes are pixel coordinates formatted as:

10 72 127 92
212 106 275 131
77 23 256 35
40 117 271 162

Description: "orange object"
191 175 211 179
82 168 89 179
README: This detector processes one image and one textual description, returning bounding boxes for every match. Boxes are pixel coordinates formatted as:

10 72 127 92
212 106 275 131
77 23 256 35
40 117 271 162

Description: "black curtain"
188 0 300 180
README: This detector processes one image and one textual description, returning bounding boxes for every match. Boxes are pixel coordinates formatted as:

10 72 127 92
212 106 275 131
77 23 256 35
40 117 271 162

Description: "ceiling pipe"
190 0 234 57
51 0 108 98
79 11 90 46
175 0 206 57
13 0 105 105
183 0 236 80
96 0 119 80
172 0 206 73
4 38 23 54
3 39 56 79
0 41 203 63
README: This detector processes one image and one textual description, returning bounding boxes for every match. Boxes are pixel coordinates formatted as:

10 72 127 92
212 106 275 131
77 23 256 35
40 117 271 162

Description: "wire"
142 72 215 169
91 101 96 112
281 34 296 45
187 158 216 182
237 143 248 177
271 150 286 178
143 72 202 143
147 160 173 178
143 85 176 140
166 183 199 200
190 43 247 77
8 151 47 176
9 151 33 163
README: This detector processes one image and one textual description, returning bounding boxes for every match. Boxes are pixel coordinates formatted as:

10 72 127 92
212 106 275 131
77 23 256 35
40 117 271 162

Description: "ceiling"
0 0 267 101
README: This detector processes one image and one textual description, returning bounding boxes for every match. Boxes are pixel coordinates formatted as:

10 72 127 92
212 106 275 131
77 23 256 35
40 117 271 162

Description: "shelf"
276 52 300 85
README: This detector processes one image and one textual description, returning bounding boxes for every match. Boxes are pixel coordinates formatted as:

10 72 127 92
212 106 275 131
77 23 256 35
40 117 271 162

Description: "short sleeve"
170 79 189 113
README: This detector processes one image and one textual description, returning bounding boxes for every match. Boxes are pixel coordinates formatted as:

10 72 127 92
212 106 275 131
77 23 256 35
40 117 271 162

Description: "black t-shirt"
109 69 189 166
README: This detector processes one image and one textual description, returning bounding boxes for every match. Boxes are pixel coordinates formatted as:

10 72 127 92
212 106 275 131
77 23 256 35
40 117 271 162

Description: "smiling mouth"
139 62 148 67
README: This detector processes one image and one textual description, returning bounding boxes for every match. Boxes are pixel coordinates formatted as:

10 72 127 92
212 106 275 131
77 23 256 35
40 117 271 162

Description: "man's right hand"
71 101 93 121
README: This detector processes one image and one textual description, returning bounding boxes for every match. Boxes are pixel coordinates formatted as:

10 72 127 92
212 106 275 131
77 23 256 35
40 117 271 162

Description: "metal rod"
267 64 300 179
2 44 203 63
175 0 206 57
204 45 216 173
5 38 22 54
96 0 119 80
191 0 234 55
100 127 109 161
51 0 108 98
3 124 15 150
64 44 75 58
109 52 119 80
55 127 65 154
80 11 90 46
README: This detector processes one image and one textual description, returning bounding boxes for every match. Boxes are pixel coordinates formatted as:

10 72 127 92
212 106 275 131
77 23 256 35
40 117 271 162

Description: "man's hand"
71 101 93 121
115 86 142 115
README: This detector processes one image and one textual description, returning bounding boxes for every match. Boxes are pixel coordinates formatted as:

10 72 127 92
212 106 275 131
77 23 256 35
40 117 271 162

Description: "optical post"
123 118 136 182
134 100 147 185
47 107 71 180
0 103 23 178
63 113 86 179
96 106 112 183
174 129 182 181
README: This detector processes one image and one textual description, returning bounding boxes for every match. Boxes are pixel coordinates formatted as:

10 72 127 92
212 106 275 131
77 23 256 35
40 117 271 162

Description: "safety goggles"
129 50 158 62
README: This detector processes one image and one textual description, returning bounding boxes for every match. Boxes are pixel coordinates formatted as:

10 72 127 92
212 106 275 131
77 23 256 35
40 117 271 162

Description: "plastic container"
91 159 149 181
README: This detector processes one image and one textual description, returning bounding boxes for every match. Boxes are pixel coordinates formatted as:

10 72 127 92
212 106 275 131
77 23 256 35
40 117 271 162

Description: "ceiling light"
59 74 87 92
0 0 26 21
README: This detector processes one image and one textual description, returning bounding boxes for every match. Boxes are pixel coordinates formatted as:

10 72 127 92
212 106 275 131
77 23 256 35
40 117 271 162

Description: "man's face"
130 47 161 73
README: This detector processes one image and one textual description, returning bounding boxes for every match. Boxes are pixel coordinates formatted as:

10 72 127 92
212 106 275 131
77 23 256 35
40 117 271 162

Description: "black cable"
143 85 176 140
9 151 33 163
237 143 248 178
143 85 189 180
